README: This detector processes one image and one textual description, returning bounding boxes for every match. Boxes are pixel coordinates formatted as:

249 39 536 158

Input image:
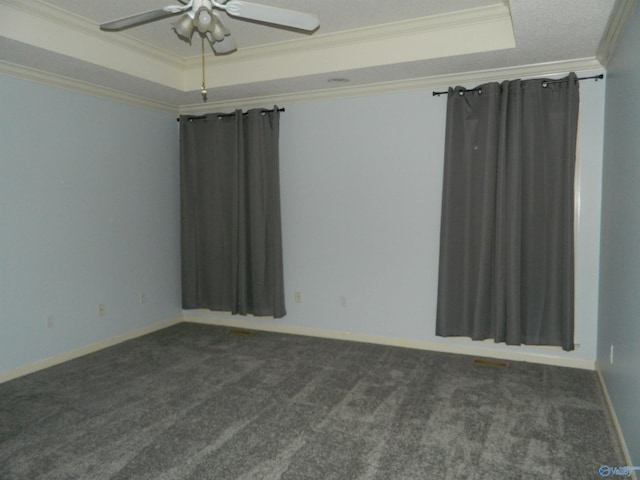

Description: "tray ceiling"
0 0 625 112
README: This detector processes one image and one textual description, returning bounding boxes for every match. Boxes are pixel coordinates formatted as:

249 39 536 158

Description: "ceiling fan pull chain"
201 36 208 102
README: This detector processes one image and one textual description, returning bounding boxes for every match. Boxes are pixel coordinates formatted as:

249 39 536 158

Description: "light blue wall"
0 75 182 373
191 74 607 366
598 2 640 465
0 61 611 381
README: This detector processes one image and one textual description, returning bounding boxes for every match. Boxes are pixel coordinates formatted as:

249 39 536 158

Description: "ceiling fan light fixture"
193 6 213 31
211 25 225 41
208 12 229 41
102 0 319 58
172 12 195 42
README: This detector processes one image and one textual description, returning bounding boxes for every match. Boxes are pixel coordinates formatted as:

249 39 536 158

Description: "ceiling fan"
100 0 320 55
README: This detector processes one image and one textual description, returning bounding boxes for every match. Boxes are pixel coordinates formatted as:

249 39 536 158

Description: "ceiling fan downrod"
201 36 208 102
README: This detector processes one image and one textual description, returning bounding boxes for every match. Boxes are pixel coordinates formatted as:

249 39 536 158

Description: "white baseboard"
0 316 183 384
183 315 596 370
0 313 596 384
596 367 637 480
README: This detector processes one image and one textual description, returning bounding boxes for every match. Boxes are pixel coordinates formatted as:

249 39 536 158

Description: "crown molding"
597 0 638 66
0 60 178 114
1 1 602 114
2 1 515 94
178 57 604 114
0 0 185 88
2 0 184 66
2 52 601 116
183 4 515 89
185 3 513 68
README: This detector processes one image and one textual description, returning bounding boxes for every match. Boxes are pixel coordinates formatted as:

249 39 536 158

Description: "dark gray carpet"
0 323 625 479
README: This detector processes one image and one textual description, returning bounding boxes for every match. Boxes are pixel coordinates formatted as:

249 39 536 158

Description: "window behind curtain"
180 108 286 318
436 74 579 351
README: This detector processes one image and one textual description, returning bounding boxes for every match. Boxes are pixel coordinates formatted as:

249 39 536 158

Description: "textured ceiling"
44 0 500 54
0 0 621 112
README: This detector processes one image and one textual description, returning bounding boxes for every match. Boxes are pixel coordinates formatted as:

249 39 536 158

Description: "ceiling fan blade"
220 1 319 31
210 34 238 54
100 8 185 32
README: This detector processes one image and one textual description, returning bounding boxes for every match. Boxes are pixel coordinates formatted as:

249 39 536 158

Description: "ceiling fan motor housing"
191 0 211 31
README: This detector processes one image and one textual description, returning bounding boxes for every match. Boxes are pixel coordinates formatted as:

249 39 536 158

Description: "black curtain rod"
431 74 604 97
176 107 285 122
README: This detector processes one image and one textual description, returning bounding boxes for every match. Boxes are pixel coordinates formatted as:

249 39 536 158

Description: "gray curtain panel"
436 73 579 351
180 108 286 318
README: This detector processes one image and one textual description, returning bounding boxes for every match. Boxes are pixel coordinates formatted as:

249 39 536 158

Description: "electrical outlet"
139 292 146 305
340 295 347 307
294 291 302 303
46 315 55 328
98 304 105 317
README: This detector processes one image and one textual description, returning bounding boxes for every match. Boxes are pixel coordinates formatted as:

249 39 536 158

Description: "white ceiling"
0 0 626 113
